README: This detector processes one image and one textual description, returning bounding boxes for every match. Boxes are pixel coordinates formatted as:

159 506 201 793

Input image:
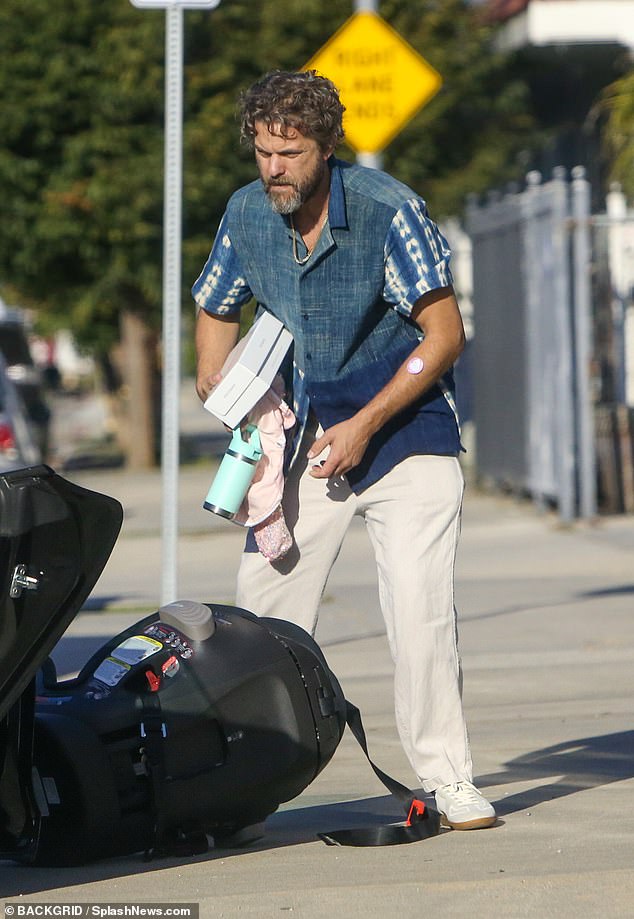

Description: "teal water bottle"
203 424 263 519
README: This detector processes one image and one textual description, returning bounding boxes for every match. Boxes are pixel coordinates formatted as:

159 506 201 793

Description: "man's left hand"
307 417 372 479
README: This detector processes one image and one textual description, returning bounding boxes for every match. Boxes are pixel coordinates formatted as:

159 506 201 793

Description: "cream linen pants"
236 427 473 792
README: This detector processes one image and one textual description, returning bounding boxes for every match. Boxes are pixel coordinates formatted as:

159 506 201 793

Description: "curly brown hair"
239 70 345 152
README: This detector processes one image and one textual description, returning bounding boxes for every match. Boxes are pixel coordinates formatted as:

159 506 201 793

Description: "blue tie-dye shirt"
192 158 461 492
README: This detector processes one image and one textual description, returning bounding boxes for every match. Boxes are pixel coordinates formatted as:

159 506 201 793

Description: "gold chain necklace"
290 214 328 266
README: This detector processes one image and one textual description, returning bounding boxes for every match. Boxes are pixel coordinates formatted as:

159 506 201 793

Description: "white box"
203 311 293 429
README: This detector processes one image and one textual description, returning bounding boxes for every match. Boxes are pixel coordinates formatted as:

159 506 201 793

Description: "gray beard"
263 160 326 215
266 184 302 215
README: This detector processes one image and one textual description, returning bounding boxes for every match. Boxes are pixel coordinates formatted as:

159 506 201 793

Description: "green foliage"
0 0 165 352
0 0 545 356
602 68 634 197
379 0 542 215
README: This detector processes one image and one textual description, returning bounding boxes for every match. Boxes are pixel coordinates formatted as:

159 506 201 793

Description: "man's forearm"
355 326 463 438
360 288 464 430
195 309 241 402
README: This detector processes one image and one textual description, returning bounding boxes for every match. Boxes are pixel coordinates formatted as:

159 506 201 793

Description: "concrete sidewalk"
2 462 634 917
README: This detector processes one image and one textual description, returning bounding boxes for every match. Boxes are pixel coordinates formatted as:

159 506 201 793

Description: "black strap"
138 690 169 859
318 701 441 847
139 684 210 860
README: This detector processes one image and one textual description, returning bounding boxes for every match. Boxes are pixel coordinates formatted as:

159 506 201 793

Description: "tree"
0 1 166 465
182 0 542 227
379 0 542 215
0 0 544 467
602 68 634 197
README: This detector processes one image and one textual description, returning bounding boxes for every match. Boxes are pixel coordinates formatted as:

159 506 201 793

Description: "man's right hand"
195 309 241 403
196 371 222 403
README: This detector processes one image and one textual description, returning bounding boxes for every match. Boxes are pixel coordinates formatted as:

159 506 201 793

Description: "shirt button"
302 312 310 320
305 352 312 361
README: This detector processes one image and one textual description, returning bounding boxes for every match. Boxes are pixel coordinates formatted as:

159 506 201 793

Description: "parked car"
0 304 51 458
0 351 41 471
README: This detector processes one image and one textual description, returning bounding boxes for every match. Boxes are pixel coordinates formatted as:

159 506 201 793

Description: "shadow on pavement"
460 582 634 624
55 431 227 474
179 431 228 464
5 729 632 895
1 794 444 897
479 729 634 816
4 729 631 895
581 584 634 598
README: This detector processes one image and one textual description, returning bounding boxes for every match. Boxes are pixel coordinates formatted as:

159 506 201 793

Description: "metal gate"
466 167 598 521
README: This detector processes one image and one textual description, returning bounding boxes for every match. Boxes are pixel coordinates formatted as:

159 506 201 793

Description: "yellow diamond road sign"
305 12 442 155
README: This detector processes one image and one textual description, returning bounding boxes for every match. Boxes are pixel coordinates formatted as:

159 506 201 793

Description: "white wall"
496 0 634 51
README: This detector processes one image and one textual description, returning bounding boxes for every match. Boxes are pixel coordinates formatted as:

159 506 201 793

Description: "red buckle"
162 655 179 677
406 799 426 826
145 670 161 692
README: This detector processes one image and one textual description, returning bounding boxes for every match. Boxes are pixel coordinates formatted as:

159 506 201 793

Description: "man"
193 70 496 831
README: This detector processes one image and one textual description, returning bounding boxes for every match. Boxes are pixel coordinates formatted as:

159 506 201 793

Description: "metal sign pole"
130 0 220 605
354 0 383 170
160 2 184 604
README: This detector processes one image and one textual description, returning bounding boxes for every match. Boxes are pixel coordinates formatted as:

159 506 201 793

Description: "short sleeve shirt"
192 158 461 492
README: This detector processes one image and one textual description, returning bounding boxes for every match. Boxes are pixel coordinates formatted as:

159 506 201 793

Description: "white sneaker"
434 781 496 830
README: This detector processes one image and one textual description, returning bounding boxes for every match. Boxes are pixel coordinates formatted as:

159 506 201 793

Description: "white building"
486 0 634 51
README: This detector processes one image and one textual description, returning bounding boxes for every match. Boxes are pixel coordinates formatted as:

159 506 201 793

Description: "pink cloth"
233 377 295 529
